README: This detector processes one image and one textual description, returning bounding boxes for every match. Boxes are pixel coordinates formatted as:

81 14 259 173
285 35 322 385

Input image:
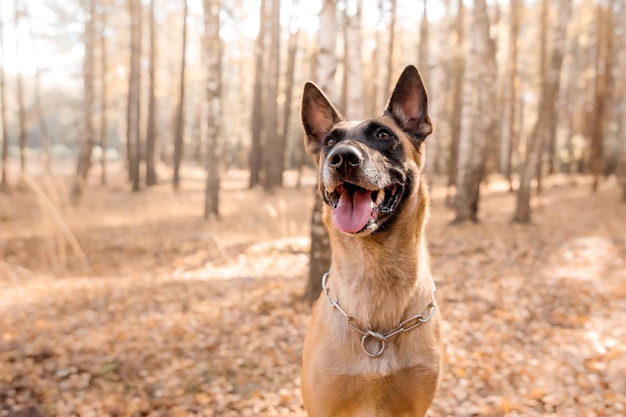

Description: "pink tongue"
332 188 373 233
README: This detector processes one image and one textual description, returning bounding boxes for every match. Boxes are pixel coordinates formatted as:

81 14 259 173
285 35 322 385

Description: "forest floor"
1 166 625 417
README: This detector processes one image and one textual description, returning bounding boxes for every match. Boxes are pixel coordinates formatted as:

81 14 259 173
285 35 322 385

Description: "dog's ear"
301 82 344 159
384 65 432 147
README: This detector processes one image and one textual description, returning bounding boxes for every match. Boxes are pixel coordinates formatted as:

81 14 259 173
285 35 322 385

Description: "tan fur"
301 120 441 417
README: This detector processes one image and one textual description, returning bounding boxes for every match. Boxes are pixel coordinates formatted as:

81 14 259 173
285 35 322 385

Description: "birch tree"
453 0 497 223
173 0 188 192
71 0 96 201
513 0 572 223
342 0 363 120
128 0 142 192
203 0 222 219
146 0 158 186
500 0 520 191
303 0 337 302
0 3 8 192
249 0 267 188
262 0 282 191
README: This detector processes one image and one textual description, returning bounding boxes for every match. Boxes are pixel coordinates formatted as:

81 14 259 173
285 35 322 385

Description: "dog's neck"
324 183 434 331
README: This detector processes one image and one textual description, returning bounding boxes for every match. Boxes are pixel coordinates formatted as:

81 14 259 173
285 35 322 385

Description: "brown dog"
300 65 441 417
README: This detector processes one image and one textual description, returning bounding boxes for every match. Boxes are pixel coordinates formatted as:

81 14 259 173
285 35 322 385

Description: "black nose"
328 145 364 169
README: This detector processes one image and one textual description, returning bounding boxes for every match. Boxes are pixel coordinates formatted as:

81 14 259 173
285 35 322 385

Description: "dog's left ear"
301 82 344 160
384 65 432 148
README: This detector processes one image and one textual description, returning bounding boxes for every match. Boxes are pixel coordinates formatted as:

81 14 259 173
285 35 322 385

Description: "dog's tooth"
375 189 385 206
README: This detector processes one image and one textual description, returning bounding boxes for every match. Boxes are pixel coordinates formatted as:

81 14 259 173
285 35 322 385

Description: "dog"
300 65 441 417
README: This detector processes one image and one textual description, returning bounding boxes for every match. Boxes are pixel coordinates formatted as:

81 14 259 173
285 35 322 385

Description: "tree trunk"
173 0 188 192
203 0 222 219
453 0 497 223
128 0 142 192
500 0 520 191
342 0 363 120
418 0 429 91
100 7 108 186
249 0 268 188
0 4 8 192
26 11 51 176
446 0 465 206
590 0 613 193
303 0 337 303
262 0 282 192
384 0 397 96
535 0 548 194
280 0 300 171
146 0 158 186
513 0 572 223
70 0 96 201
15 1 26 180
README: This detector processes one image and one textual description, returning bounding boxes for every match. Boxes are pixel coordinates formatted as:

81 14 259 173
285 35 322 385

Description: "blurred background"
1 0 625 416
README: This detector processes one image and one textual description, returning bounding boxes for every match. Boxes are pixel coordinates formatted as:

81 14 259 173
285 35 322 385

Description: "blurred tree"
146 0 158 187
173 0 188 192
280 0 300 171
341 0 363 119
513 0 572 223
71 0 96 201
446 0 464 206
26 5 51 175
536 0 548 194
384 0 397 96
249 0 268 189
303 0 337 303
453 0 497 223
500 0 520 192
590 0 614 193
128 0 142 192
418 0 429 93
99 5 108 186
0 2 8 192
262 0 282 191
203 0 222 219
15 0 27 180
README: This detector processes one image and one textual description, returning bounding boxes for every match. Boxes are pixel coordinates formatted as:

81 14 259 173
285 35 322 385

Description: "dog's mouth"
326 182 402 234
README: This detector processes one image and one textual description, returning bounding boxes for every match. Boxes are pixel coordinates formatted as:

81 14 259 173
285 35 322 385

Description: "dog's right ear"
301 82 344 159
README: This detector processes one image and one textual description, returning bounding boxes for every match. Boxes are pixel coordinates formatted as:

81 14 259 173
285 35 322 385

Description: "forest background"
1 0 625 416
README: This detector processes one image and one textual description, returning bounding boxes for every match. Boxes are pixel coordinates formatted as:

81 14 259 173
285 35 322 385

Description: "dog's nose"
328 145 364 169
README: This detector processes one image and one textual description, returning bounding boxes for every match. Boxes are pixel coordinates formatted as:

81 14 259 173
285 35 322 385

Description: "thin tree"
280 0 301 171
203 0 222 219
500 0 520 192
15 0 27 180
172 0 188 192
453 0 497 223
618 0 626 201
262 0 282 191
25 6 51 175
145 0 158 186
71 0 97 201
303 0 337 303
99 5 108 186
342 0 363 120
513 0 572 223
249 0 268 188
384 0 397 96
590 0 614 192
128 0 142 192
536 0 548 193
0 2 9 192
446 0 465 206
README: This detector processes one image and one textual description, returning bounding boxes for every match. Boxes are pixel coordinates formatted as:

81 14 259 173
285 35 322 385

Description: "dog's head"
301 65 432 236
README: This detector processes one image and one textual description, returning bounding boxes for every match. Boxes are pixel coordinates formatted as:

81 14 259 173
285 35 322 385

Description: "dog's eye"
325 136 335 147
375 128 392 140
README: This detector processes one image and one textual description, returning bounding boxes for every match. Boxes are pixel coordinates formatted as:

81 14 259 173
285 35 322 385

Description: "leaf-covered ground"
1 170 625 417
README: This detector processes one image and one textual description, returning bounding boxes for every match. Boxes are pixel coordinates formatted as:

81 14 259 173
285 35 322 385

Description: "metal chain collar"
321 271 437 358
